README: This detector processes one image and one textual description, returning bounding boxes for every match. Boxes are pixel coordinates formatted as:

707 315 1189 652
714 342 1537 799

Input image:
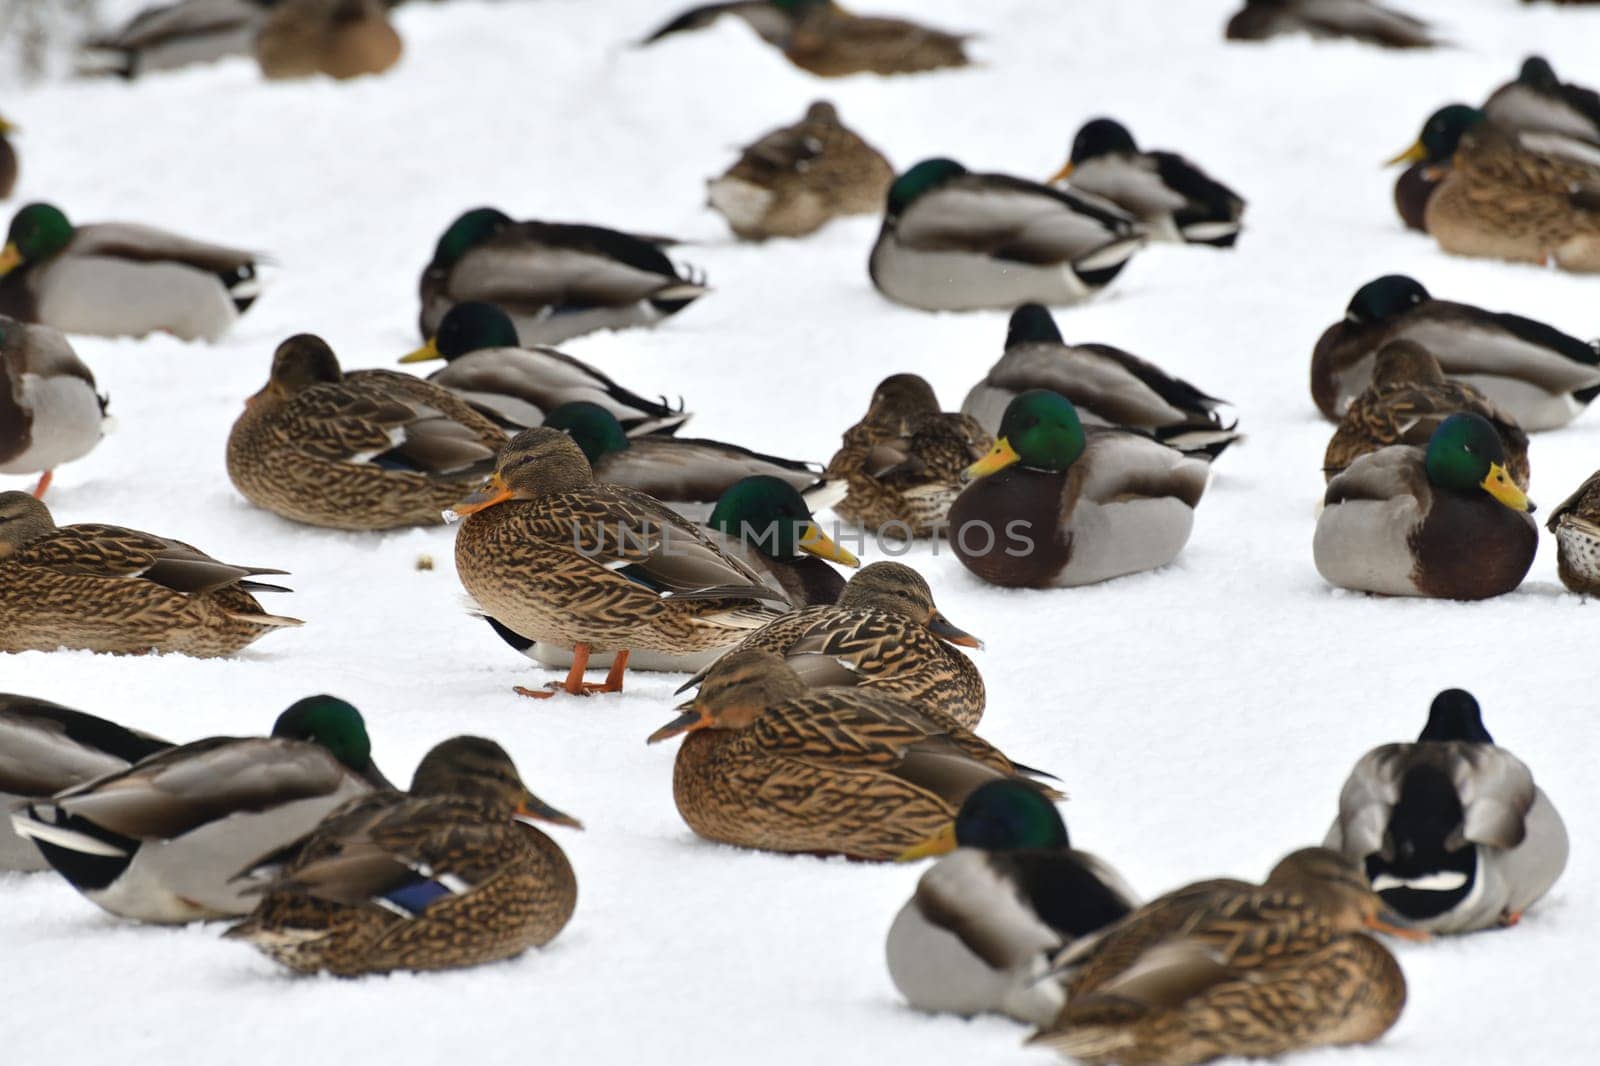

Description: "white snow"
3 0 1599 1063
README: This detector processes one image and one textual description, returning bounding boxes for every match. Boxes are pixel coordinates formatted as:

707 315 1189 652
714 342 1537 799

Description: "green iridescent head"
271 695 375 773
431 207 511 269
955 781 1070 850
707 475 858 566
967 389 1085 478
1393 105 1486 166
887 158 966 216
542 402 631 464
435 302 520 358
1423 413 1533 512
3 202 75 272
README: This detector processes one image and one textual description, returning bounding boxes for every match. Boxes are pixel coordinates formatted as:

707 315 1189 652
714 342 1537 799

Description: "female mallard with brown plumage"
418 207 708 347
0 491 300 657
541 400 840 523
228 736 579 976
1031 848 1415 1066
1314 413 1537 600
1391 104 1600 272
227 334 506 531
255 0 402 81
709 100 894 240
449 428 789 698
965 304 1239 457
949 390 1209 589
826 374 991 538
1 315 110 499
1548 469 1600 595
0 202 260 341
12 696 389 923
642 0 970 78
0 694 172 871
1310 274 1600 430
647 649 1050 861
681 561 984 728
1324 339 1529 487
398 302 690 437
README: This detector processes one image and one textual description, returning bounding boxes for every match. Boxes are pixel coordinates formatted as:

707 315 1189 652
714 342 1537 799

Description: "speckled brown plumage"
827 374 992 538
1548 470 1600 594
227 737 577 977
0 127 17 201
255 0 402 81
708 100 894 240
227 334 505 531
783 3 969 76
686 561 984 728
651 650 1049 861
0 491 300 657
1034 849 1408 1066
1324 340 1530 487
1426 126 1600 271
452 428 784 679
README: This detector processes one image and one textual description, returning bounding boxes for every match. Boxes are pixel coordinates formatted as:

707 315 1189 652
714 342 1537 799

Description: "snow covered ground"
3 0 1599 1062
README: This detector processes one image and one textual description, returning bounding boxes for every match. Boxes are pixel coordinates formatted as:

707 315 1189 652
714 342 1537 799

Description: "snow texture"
2 0 1598 1063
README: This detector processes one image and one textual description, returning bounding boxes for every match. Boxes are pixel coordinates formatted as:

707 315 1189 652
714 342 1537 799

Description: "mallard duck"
255 0 402 80
869 159 1146 312
0 491 301 657
418 207 708 347
449 428 786 698
78 0 266 78
485 473 858 672
1324 340 1529 488
1 315 110 499
398 302 690 437
825 374 991 538
1048 119 1245 248
949 390 1209 589
965 304 1240 458
647 649 1051 861
886 780 1138 1027
1391 104 1600 272
1310 274 1600 430
1484 57 1600 148
642 0 970 78
1314 413 1537 600
1224 0 1437 48
540 401 838 523
11 695 390 923
0 113 17 199
1325 689 1567 934
1032 848 1414 1066
679 561 984 728
708 100 895 240
0 694 171 871
227 334 505 531
227 736 578 975
1547 470 1600 594
0 202 261 341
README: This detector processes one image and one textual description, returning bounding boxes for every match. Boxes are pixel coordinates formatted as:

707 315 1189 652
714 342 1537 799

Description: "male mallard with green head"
1314 413 1537 600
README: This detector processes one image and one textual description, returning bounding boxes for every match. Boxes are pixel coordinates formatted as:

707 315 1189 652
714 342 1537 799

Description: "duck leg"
30 470 52 499
514 645 630 698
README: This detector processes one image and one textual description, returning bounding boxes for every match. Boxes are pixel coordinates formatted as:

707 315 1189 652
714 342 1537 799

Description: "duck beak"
926 612 982 649
798 521 859 567
964 437 1020 480
647 701 711 744
896 822 957 861
0 243 21 277
1366 911 1430 942
445 472 511 519
1385 140 1428 166
1047 160 1074 183
515 791 584 830
1481 463 1533 513
399 337 443 364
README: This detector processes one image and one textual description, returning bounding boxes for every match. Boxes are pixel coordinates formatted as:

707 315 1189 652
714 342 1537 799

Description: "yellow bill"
1385 140 1427 166
399 337 443 364
798 522 859 567
896 822 957 862
964 437 1021 480
0 242 22 277
1048 161 1075 183
1481 463 1532 512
